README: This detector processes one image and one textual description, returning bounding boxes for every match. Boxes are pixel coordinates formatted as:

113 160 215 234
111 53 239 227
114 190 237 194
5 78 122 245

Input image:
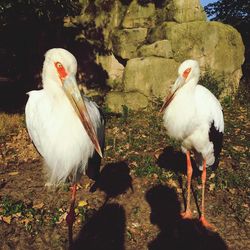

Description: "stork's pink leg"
199 160 214 230
66 183 77 226
182 151 193 219
66 183 77 248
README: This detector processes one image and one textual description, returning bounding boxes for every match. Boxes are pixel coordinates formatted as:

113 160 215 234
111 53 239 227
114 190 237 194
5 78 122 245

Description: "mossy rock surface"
124 57 179 98
112 28 148 59
137 40 173 58
122 0 155 28
148 21 245 93
105 91 149 112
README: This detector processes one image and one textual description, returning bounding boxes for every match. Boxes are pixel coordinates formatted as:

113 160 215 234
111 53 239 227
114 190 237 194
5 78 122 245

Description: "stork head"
160 59 200 113
42 48 103 158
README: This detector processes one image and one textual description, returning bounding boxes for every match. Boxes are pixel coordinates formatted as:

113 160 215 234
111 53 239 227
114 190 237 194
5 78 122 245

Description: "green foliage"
132 155 165 179
50 208 64 226
222 96 233 108
204 0 250 26
199 71 224 98
0 196 27 216
0 0 81 28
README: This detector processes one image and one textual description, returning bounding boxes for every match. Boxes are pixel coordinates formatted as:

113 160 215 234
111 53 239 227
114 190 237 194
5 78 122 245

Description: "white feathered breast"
25 89 103 184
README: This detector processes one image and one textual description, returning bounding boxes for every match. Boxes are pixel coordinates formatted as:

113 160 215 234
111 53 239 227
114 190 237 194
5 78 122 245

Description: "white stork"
25 48 104 231
160 59 224 229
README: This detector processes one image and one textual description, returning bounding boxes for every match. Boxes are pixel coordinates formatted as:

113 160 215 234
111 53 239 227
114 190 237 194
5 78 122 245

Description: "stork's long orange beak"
159 88 178 113
160 76 185 113
62 75 103 158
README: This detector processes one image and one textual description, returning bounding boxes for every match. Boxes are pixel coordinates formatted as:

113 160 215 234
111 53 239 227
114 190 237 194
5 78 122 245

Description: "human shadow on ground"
156 146 202 214
146 184 228 250
72 203 126 250
156 146 200 177
90 161 133 203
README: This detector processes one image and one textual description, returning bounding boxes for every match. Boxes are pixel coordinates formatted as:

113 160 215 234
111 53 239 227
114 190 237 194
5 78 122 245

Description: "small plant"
120 105 129 124
0 196 26 216
222 96 233 108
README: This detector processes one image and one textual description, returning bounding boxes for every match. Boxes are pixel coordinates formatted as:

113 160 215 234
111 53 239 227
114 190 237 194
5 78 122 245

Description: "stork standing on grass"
160 59 224 229
25 48 104 234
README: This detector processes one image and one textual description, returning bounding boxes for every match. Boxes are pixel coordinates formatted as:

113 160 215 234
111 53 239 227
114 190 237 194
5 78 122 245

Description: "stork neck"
43 79 65 102
185 77 198 90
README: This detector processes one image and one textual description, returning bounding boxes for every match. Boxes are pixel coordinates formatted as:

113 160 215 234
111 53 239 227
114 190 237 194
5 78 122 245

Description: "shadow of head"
72 203 126 250
146 184 181 230
90 161 133 199
156 146 200 177
146 184 228 250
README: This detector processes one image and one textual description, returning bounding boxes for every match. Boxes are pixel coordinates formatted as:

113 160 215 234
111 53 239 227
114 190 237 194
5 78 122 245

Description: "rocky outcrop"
96 53 124 88
112 28 148 59
148 21 245 94
122 0 155 28
124 57 179 98
73 0 245 112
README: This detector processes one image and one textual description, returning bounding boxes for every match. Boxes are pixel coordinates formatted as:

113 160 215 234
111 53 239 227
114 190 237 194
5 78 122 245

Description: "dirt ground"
0 99 249 250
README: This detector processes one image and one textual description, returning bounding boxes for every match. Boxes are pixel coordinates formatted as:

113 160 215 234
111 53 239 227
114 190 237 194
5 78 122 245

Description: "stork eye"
54 62 68 80
55 62 63 68
183 68 191 79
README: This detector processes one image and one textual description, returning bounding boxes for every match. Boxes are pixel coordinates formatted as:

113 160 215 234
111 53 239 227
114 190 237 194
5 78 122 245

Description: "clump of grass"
50 208 64 226
132 155 165 179
0 196 32 216
120 105 129 124
0 113 24 140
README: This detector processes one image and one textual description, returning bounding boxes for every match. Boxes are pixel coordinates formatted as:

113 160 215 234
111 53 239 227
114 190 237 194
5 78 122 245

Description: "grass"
132 155 161 177
0 113 24 142
0 196 28 216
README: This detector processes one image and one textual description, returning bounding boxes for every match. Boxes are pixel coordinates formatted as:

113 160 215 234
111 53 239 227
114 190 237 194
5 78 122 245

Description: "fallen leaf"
105 145 112 150
78 200 88 207
8 171 19 176
56 212 67 224
1 216 12 224
131 161 138 167
209 173 215 180
168 179 178 188
229 188 236 194
20 218 33 226
33 202 44 209
12 212 22 218
209 183 215 191
242 203 249 208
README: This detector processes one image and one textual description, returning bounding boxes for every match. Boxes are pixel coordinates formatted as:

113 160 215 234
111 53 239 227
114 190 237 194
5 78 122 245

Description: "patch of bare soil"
0 102 249 250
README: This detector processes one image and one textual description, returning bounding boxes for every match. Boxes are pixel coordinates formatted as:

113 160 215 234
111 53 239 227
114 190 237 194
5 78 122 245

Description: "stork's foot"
66 208 76 226
181 209 193 219
200 216 216 231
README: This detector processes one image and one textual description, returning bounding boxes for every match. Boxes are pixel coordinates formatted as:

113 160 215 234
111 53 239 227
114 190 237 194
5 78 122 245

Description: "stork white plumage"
25 48 104 234
160 59 224 229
